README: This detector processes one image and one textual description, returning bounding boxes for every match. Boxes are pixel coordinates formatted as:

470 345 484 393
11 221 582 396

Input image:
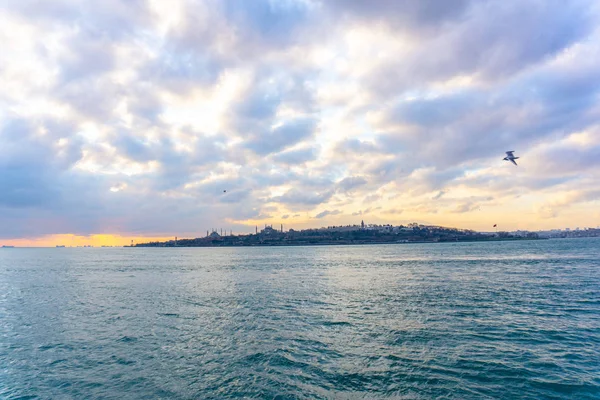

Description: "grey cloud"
249 168 302 188
141 50 222 94
452 202 479 214
382 208 403 215
228 71 317 138
363 194 382 204
219 189 252 204
273 188 334 206
236 89 281 122
337 176 367 192
351 207 381 216
385 94 473 128
531 144 600 175
0 119 147 238
365 0 593 97
374 55 600 173
325 0 472 32
457 173 572 195
432 191 446 200
0 118 84 209
58 33 118 83
115 133 155 163
365 158 407 184
272 147 317 165
58 80 120 121
401 168 465 194
535 189 600 219
223 0 316 50
245 117 317 156
2 0 155 39
334 139 381 155
315 209 342 219
112 128 227 191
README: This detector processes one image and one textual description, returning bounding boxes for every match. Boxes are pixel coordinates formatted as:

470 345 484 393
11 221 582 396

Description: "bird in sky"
223 190 227 193
503 151 519 166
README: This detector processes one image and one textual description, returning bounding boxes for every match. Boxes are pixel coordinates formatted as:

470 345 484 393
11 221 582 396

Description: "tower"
361 220 365 229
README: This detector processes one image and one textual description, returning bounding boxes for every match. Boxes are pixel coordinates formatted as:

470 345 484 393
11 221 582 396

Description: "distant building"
260 225 278 235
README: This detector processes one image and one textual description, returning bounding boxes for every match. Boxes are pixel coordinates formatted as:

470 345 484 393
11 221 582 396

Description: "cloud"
452 203 479 214
535 189 600 219
245 117 318 155
315 209 342 219
273 188 334 207
1 0 600 241
360 0 594 97
333 139 381 156
324 0 472 31
530 140 600 175
272 146 317 165
337 176 367 192
363 194 382 204
351 207 381 216
222 0 317 51
382 208 403 215
432 191 446 200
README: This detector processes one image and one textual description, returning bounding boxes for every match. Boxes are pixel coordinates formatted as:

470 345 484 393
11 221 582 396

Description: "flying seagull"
503 151 519 166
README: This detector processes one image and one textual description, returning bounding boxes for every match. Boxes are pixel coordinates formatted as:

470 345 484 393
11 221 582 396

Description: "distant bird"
503 151 519 166
493 224 497 227
223 190 227 193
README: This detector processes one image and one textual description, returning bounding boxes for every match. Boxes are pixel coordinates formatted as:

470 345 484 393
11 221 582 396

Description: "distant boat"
56 245 66 248
2 245 15 248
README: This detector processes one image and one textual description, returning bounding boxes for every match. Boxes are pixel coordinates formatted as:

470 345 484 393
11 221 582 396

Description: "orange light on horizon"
1 234 175 248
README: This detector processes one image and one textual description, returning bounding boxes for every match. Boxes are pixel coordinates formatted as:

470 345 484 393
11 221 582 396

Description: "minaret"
255 226 258 234
281 224 283 233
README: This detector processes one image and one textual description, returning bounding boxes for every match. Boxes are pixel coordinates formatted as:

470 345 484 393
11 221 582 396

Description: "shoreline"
132 236 546 248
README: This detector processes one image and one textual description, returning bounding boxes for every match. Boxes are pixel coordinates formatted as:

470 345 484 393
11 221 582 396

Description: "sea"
1 239 599 399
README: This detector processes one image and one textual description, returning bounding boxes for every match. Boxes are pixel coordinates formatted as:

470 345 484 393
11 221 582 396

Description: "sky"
1 0 600 246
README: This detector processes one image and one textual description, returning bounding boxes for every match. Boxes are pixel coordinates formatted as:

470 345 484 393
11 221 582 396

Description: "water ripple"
1 239 599 399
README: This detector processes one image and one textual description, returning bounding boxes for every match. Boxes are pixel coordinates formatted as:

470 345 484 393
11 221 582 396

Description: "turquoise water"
1 239 599 399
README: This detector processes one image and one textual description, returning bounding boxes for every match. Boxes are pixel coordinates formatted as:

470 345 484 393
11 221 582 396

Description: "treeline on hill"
135 224 538 247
